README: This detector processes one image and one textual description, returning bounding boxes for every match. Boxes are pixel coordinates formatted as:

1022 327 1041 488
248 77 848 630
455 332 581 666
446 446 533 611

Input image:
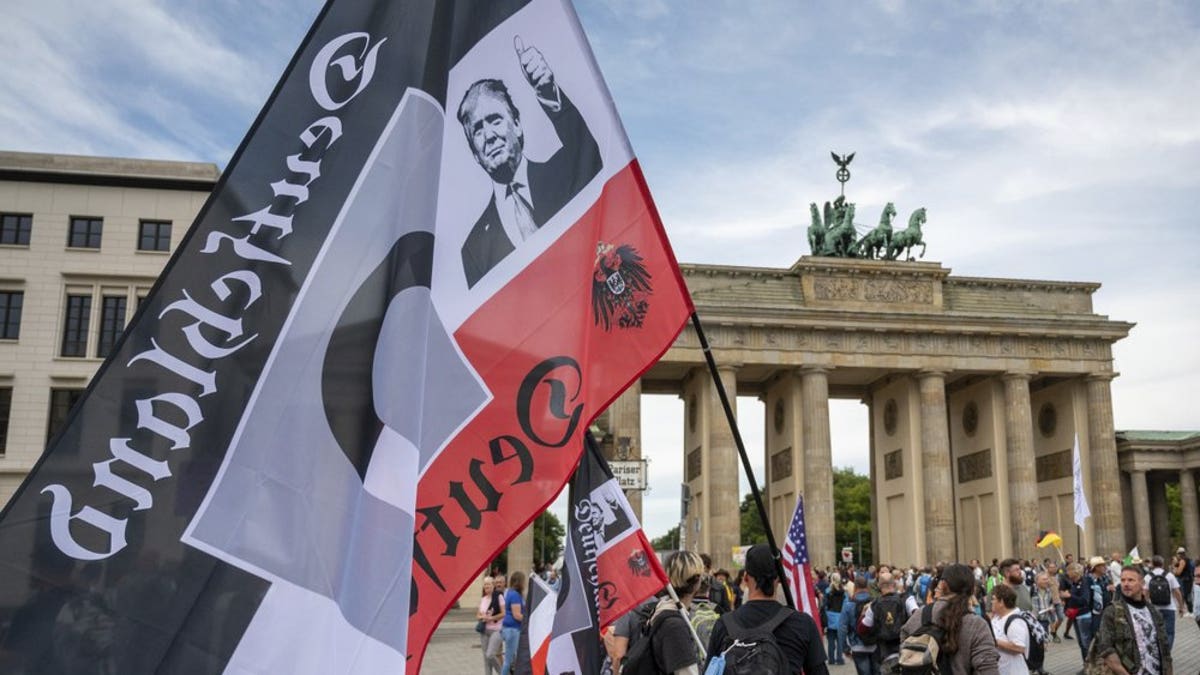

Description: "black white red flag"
516 433 669 675
0 0 691 673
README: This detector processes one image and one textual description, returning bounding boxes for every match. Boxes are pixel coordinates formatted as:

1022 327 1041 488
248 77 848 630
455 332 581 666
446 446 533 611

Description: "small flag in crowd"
1036 530 1063 549
1072 435 1091 529
517 576 557 675
1124 546 1140 566
781 494 823 633
517 433 668 675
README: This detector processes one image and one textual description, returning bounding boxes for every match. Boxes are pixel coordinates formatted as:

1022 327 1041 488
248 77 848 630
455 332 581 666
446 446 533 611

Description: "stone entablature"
657 258 1132 391
1117 431 1200 472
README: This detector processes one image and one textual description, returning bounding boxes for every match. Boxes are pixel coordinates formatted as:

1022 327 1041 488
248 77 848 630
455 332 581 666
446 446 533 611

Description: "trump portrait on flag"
457 36 601 288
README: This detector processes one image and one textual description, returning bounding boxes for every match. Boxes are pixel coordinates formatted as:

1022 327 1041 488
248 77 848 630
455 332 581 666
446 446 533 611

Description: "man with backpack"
857 572 917 665
704 544 828 675
1143 554 1184 652
842 574 878 675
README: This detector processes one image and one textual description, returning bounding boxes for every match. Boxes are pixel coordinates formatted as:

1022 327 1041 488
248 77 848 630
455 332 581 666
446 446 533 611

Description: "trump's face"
463 92 523 183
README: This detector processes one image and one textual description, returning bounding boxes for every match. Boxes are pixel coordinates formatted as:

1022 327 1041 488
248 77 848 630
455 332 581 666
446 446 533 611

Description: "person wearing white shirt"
990 584 1030 675
1143 555 1185 651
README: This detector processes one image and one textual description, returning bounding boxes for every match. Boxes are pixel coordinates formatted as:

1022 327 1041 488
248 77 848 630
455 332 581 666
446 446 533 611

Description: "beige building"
0 151 217 505
2 151 1196 573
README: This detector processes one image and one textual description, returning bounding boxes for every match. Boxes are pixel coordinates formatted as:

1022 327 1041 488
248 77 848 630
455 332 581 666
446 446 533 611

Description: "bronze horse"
885 207 927 260
857 202 896 259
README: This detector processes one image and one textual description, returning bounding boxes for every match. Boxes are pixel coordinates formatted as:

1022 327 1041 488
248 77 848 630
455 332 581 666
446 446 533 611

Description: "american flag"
781 494 823 633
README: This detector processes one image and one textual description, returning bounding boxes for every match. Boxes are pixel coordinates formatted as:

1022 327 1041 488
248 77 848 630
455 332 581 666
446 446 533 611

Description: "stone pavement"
422 606 1200 674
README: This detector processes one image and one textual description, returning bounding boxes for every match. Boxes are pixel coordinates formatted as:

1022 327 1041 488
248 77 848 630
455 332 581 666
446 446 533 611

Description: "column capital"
1085 371 1119 383
798 365 832 376
916 369 948 381
716 363 742 374
1001 371 1034 382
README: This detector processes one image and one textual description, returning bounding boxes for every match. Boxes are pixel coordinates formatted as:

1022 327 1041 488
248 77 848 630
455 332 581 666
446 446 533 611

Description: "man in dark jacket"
1089 566 1172 675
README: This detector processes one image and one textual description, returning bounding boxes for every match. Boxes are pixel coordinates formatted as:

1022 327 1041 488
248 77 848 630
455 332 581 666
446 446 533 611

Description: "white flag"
1072 434 1091 529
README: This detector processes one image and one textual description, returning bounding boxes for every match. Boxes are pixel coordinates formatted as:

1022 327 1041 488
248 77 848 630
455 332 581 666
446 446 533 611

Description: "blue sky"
2 0 1197 540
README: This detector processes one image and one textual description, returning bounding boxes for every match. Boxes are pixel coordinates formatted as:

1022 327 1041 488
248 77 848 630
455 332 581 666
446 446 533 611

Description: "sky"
1 0 1197 542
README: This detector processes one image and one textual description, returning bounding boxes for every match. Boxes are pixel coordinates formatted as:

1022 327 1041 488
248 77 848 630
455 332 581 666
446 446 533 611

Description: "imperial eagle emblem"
591 242 653 331
627 550 652 577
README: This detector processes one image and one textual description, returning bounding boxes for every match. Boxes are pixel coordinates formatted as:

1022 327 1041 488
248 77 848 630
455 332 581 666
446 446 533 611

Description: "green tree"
533 511 565 568
651 525 681 551
1166 481 1183 551
833 466 873 566
492 511 565 573
740 493 768 545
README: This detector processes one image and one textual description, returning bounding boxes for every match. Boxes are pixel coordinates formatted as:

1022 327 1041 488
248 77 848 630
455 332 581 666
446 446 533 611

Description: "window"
46 388 84 445
96 296 127 358
1 213 32 246
138 220 172 252
61 295 91 357
0 291 21 339
68 216 103 249
0 387 11 455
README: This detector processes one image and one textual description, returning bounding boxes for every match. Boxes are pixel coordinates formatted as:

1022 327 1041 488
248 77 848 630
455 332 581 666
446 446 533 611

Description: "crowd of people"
474 547 1197 675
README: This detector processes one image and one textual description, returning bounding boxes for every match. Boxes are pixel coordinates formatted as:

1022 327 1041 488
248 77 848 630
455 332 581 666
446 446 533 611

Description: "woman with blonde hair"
823 572 847 665
476 576 504 675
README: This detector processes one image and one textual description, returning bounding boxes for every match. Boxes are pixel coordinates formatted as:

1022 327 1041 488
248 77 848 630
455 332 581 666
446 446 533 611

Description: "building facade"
0 151 217 505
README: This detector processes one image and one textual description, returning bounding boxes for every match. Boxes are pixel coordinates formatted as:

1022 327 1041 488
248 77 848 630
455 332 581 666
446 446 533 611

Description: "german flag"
1036 530 1063 549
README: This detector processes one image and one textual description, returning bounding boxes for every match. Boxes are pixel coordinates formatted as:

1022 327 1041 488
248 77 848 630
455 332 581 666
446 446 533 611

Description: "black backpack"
1147 573 1171 606
1002 613 1045 672
622 606 681 675
871 595 907 646
896 604 949 675
711 605 793 675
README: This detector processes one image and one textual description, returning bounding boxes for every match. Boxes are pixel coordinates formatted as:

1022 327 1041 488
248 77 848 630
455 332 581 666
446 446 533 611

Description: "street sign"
610 459 647 490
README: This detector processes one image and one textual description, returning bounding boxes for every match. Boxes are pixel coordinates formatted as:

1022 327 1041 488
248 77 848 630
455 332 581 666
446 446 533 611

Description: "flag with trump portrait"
0 0 691 673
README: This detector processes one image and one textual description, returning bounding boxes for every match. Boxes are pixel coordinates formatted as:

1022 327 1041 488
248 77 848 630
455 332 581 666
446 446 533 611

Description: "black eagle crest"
591 242 653 331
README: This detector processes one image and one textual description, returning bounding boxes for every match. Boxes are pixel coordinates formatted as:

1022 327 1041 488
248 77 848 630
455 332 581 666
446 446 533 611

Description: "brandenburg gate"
600 256 1133 571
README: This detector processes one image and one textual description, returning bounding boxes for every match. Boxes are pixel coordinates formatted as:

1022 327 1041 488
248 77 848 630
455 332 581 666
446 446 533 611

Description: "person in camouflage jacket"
1088 566 1172 675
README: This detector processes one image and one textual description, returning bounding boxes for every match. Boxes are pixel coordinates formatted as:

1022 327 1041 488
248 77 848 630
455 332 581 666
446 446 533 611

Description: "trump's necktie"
506 181 538 241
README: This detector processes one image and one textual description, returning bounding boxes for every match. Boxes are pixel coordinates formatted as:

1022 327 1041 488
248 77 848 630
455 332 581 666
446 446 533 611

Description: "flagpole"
689 312 795 609
665 584 708 661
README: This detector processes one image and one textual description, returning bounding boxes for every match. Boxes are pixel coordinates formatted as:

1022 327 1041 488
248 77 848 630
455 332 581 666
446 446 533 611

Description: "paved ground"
423 606 1200 674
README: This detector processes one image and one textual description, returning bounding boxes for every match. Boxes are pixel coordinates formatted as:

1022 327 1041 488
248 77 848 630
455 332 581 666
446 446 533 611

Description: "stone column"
867 395 879 566
508 522 535 578
1149 476 1171 556
708 365 741 570
918 371 955 564
1181 469 1200 556
609 380 643 520
1003 372 1039 561
1130 470 1153 556
1086 374 1126 554
800 367 835 568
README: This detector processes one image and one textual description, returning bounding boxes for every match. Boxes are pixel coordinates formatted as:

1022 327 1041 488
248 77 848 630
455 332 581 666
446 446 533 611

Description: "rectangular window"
68 216 103 249
138 220 172 252
46 388 84 445
96 296 127 358
0 291 21 339
61 294 91 357
0 387 11 455
0 213 32 246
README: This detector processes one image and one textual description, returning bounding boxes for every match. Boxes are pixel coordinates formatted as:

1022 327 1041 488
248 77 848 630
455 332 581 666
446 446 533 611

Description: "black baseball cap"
745 544 778 583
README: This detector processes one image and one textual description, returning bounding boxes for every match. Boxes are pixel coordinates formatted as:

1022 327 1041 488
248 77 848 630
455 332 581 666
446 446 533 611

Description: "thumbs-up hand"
513 35 556 101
